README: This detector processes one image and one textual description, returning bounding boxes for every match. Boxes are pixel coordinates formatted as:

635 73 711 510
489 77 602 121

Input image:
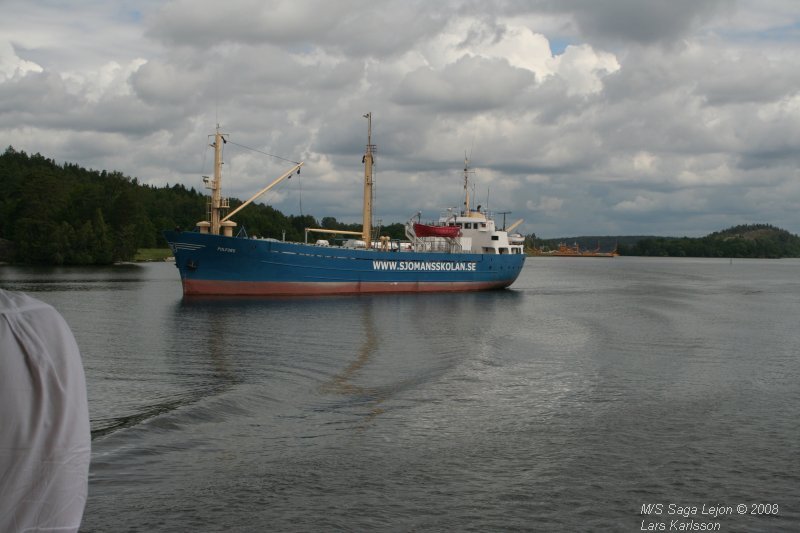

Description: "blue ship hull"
164 230 525 296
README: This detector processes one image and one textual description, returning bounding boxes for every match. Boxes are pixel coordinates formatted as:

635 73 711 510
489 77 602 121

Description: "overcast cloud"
2 0 799 237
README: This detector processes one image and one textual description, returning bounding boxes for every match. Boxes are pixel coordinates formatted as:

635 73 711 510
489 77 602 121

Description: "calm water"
1 258 799 532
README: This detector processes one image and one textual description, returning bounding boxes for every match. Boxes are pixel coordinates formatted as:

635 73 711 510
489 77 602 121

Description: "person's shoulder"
0 289 54 315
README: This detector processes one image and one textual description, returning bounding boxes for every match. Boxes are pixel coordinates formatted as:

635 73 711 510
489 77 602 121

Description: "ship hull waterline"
165 231 525 297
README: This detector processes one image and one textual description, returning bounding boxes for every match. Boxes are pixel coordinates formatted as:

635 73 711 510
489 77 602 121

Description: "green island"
530 226 800 259
2 147 799 265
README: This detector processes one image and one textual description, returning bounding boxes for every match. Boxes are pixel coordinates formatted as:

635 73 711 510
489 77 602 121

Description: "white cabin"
407 209 524 255
443 212 524 255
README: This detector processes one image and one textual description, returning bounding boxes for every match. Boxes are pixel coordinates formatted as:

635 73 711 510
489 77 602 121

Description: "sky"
2 0 800 238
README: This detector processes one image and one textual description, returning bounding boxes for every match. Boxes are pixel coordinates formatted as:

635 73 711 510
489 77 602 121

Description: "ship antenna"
498 211 511 230
463 152 469 215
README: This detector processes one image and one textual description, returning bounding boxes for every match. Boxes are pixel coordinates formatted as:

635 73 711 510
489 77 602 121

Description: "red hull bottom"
183 279 512 296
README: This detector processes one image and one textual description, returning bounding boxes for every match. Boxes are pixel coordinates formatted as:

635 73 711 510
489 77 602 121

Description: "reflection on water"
0 263 147 291
171 299 239 381
320 299 386 424
5 260 800 531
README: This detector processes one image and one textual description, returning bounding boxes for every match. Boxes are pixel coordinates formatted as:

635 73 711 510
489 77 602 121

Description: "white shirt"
0 290 90 533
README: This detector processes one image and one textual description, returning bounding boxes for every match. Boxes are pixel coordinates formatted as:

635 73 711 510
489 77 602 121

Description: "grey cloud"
131 60 204 105
569 0 733 45
393 56 535 112
693 51 800 105
3 0 800 238
520 0 735 46
0 73 182 137
0 71 78 115
147 0 446 58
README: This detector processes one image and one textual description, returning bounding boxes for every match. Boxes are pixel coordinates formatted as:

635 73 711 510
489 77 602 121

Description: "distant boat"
163 114 526 296
535 242 618 258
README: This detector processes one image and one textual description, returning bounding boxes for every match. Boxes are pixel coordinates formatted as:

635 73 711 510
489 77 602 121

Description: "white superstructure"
406 157 525 255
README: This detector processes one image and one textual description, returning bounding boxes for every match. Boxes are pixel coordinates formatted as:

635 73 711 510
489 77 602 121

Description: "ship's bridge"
432 210 523 255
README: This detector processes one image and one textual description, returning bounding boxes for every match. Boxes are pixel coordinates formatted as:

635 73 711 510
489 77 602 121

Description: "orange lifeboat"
413 223 461 238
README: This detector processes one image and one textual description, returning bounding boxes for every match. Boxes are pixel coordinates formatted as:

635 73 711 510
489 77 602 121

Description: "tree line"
3 147 798 264
617 224 800 258
526 224 800 259
0 147 401 265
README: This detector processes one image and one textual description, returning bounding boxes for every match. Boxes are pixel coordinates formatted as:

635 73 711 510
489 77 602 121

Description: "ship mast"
362 112 376 248
196 126 302 237
209 126 228 235
463 153 475 216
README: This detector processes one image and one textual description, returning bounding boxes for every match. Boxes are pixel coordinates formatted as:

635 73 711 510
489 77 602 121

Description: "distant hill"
526 224 800 258
626 223 800 258
709 224 791 241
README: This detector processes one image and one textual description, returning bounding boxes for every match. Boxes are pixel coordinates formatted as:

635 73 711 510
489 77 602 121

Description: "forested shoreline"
618 225 800 258
0 147 401 265
2 147 799 265
531 224 800 259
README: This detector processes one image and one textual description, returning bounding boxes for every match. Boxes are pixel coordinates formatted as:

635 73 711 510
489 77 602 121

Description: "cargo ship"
163 114 525 296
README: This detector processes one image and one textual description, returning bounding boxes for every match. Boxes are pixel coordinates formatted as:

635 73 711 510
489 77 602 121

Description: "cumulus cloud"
63 59 147 102
1 0 800 237
550 44 620 95
0 42 43 80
